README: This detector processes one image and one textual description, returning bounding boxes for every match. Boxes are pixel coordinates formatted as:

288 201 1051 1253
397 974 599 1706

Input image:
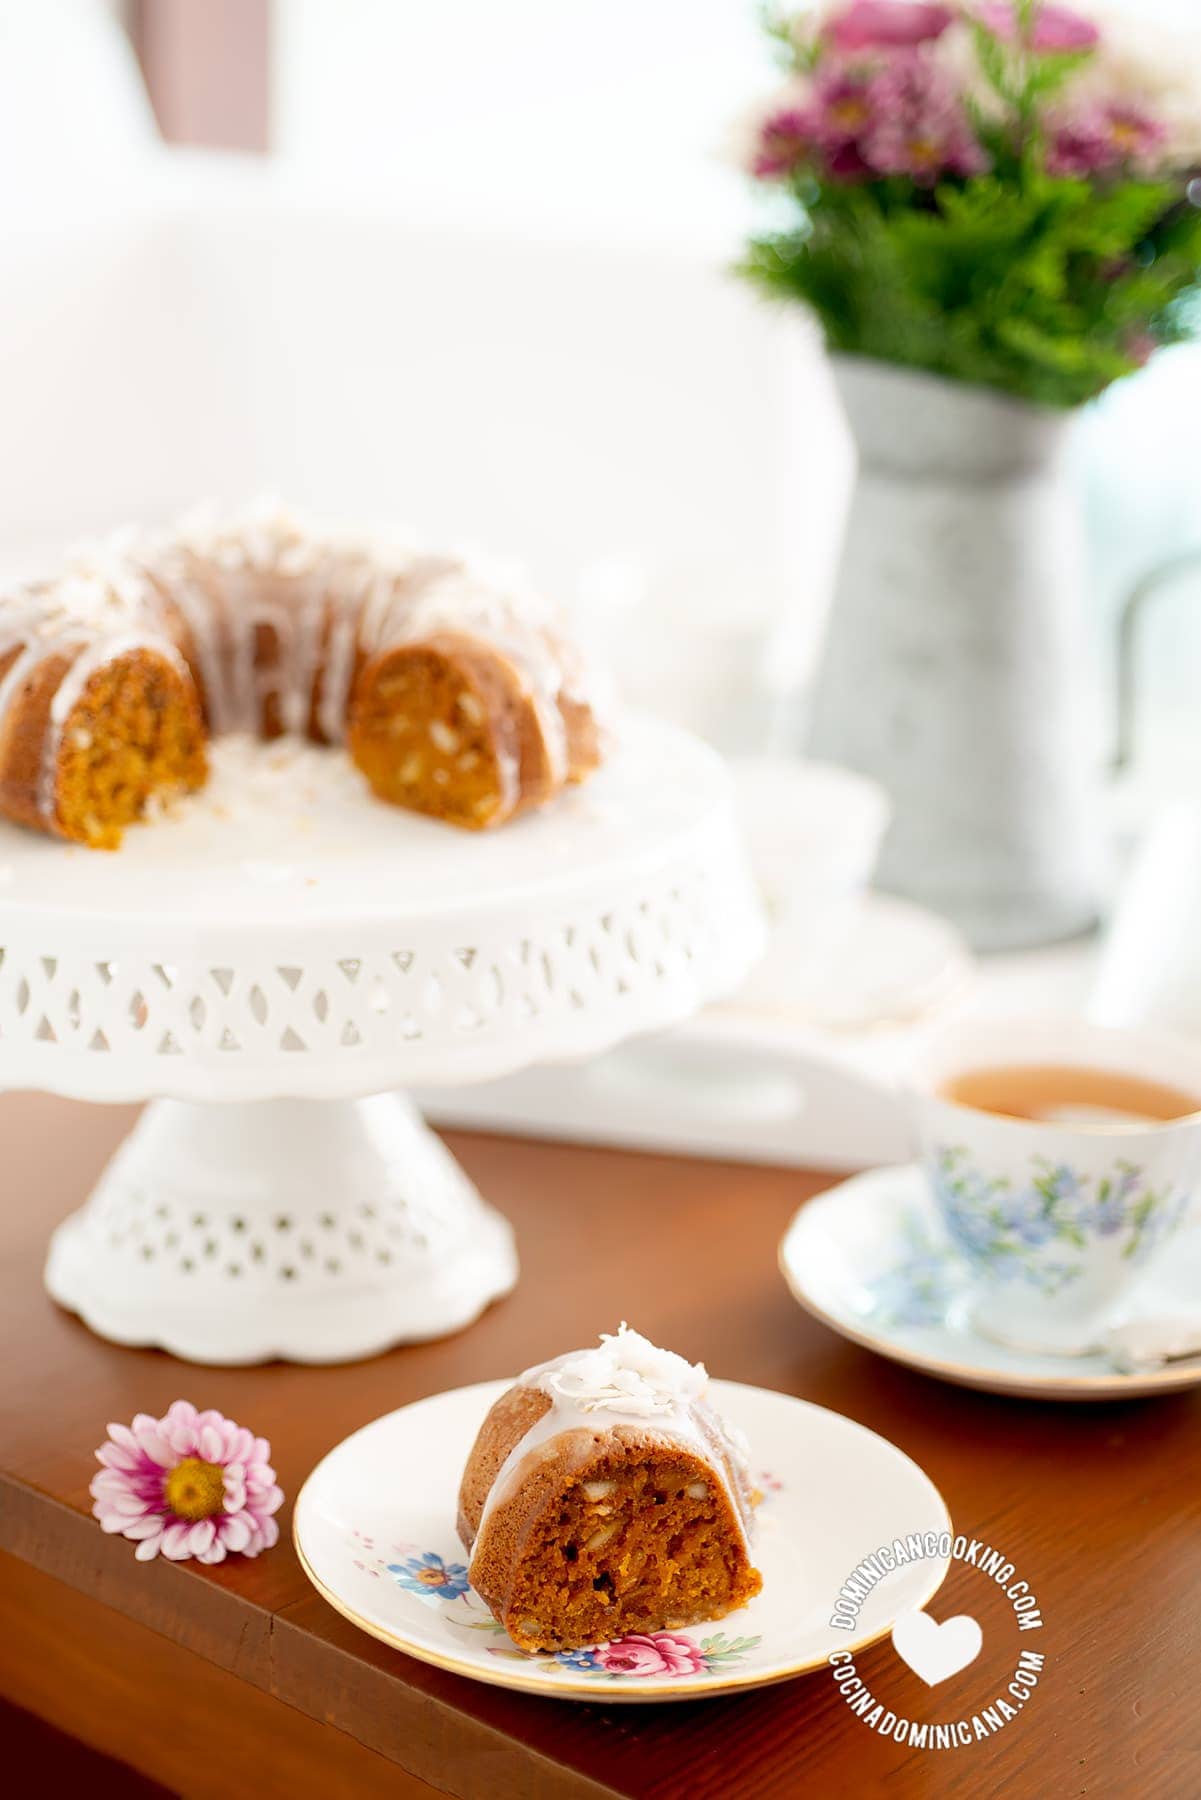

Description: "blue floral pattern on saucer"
779 1163 1201 1399
866 1214 961 1329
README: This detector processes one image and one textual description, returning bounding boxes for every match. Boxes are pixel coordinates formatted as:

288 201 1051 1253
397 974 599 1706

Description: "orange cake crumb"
53 651 207 849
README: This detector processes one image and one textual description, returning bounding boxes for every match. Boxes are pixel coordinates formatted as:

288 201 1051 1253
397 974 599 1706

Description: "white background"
0 0 1199 772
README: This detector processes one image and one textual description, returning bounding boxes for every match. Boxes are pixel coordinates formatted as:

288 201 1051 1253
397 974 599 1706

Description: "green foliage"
760 1 816 71
741 170 1201 409
741 3 1201 406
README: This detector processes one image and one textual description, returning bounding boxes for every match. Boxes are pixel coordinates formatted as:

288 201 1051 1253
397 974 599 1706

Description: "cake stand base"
44 1094 518 1364
8 721 763 1364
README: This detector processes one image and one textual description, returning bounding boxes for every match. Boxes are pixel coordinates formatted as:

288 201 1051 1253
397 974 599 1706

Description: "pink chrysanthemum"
974 2 1100 54
90 1400 284 1564
826 1 953 54
752 105 814 178
798 63 887 156
861 53 991 182
1046 101 1169 177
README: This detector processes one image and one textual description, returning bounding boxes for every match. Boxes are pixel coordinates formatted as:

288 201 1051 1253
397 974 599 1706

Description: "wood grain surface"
1 1091 1198 1799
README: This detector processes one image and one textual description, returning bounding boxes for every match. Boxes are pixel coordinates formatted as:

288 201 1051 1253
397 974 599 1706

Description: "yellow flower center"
164 1457 226 1520
907 136 939 167
416 1567 447 1586
831 98 868 130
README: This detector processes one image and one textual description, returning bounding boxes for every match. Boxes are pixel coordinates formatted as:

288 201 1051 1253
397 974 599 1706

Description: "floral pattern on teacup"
931 1147 1189 1292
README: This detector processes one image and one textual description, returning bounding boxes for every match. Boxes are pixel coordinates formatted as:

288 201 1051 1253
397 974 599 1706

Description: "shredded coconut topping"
529 1323 709 1419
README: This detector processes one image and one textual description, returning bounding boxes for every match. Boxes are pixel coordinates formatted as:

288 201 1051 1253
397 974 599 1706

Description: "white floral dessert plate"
780 1166 1201 1402
293 1378 950 1701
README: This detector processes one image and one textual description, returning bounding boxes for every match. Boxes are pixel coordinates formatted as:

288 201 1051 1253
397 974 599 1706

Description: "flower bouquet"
738 3 1201 950
740 1 1201 405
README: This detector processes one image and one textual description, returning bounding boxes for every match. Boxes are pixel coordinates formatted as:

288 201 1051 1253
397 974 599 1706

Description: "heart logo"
891 1609 983 1687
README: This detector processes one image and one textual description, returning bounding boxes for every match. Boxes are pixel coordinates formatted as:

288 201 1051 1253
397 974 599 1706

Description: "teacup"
729 758 890 1010
909 1017 1201 1356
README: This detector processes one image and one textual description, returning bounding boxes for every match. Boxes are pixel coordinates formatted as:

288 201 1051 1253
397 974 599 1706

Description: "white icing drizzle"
473 1325 756 1555
165 574 229 730
0 500 587 832
318 601 361 744
0 643 44 736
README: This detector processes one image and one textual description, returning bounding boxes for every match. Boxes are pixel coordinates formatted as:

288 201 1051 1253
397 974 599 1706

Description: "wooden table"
1 1092 1198 1799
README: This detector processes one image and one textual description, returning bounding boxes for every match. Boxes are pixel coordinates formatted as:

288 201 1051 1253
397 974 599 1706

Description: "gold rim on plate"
291 1386 953 1702
292 1525 949 1701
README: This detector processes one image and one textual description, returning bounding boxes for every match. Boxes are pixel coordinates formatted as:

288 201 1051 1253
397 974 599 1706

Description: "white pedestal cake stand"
0 719 762 1363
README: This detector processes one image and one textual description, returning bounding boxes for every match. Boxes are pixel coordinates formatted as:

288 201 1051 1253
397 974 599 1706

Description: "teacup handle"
1113 549 1201 774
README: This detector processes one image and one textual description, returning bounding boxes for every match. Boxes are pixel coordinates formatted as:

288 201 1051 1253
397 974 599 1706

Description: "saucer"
779 1166 1201 1401
726 892 972 1033
293 1378 950 1702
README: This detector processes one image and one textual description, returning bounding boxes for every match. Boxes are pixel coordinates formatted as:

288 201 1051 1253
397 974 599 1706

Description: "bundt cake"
457 1325 763 1653
0 503 604 849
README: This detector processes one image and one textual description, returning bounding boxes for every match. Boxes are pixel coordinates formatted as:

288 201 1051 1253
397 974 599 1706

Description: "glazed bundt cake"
458 1325 763 1653
0 503 604 848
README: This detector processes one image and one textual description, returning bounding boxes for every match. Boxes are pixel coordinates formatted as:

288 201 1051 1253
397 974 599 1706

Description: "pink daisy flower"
90 1399 284 1564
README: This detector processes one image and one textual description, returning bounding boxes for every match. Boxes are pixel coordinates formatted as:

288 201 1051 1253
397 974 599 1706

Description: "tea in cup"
909 1018 1201 1355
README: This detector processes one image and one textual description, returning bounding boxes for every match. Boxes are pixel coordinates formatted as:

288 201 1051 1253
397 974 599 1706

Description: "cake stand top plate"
0 718 763 1101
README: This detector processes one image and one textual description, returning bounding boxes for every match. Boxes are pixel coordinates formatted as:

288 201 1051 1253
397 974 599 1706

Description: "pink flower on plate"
974 2 1100 54
827 2 954 53
596 1631 708 1677
90 1400 284 1564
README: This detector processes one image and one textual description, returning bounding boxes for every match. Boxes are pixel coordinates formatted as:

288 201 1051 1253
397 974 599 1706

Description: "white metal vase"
807 355 1103 951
